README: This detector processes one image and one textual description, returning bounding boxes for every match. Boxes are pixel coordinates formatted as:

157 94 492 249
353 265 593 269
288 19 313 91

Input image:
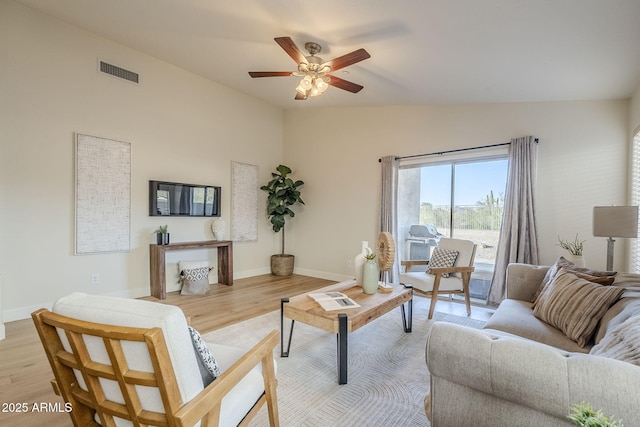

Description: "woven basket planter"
271 254 295 276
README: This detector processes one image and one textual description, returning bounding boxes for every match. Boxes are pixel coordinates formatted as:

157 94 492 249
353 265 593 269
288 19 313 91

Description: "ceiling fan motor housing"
304 42 322 55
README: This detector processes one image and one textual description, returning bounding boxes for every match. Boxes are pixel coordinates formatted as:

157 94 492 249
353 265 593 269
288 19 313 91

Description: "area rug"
202 295 487 427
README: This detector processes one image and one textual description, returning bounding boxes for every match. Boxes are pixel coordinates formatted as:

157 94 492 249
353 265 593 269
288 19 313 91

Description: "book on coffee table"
308 292 361 311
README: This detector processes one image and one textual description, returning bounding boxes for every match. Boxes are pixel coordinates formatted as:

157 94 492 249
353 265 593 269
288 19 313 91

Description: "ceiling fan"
248 37 371 100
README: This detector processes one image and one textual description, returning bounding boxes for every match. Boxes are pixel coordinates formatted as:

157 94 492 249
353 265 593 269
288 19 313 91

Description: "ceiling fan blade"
249 71 293 78
274 37 307 64
324 48 370 72
295 91 308 100
327 75 364 93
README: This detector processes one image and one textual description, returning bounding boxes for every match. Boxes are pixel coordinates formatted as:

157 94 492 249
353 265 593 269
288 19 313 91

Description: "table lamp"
592 206 638 270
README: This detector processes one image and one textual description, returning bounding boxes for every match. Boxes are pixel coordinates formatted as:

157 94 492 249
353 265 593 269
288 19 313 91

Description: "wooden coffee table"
280 280 413 384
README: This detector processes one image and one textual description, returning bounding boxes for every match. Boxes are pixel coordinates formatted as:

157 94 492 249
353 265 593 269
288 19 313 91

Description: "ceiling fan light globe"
300 75 313 90
310 86 321 97
315 79 328 92
295 83 307 95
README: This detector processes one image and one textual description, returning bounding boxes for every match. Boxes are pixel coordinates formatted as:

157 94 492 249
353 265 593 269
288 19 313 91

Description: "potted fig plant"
260 164 304 276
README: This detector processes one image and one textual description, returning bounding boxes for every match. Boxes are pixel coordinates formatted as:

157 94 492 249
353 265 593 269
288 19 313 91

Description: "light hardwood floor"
0 274 493 426
0 274 333 426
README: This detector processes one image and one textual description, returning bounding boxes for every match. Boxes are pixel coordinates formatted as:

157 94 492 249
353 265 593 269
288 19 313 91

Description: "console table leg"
280 298 295 357
337 313 348 384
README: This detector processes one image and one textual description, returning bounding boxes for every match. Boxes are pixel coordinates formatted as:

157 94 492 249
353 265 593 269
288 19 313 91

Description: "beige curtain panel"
487 136 540 305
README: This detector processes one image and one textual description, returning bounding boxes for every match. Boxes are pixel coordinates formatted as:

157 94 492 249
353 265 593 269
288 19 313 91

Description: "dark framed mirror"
149 180 220 217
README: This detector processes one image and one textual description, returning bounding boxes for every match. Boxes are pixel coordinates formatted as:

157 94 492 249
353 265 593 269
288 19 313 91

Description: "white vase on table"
354 241 370 287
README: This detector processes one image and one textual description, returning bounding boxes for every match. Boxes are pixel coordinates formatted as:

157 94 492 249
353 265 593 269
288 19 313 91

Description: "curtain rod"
378 138 539 162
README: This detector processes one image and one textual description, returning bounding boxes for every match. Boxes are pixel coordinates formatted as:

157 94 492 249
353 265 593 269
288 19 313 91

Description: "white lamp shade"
593 206 639 238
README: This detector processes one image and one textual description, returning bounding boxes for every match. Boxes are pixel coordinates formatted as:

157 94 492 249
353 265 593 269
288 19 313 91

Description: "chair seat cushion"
399 271 463 293
208 343 277 427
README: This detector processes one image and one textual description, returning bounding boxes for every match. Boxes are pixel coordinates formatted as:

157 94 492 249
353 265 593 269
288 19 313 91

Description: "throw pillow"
532 257 617 304
188 326 221 386
533 268 624 347
180 266 212 295
590 315 640 366
428 247 459 278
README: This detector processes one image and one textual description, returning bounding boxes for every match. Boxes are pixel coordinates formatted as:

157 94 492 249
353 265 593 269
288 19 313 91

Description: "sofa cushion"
590 315 640 366
484 299 590 353
505 263 550 302
533 269 624 347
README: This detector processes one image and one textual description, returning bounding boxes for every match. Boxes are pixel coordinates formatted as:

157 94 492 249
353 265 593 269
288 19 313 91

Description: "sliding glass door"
398 156 508 300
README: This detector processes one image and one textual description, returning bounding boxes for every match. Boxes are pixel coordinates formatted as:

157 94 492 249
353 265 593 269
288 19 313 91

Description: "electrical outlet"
346 258 353 268
91 273 100 285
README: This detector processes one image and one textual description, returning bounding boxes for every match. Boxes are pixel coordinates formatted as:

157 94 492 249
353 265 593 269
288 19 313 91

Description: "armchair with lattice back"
400 237 477 319
31 292 279 427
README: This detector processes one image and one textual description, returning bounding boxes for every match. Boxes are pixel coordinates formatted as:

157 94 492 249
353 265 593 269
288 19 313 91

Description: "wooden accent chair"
32 293 279 427
400 237 477 319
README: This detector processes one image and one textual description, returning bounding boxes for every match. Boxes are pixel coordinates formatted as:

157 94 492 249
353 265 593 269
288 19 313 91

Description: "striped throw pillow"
533 268 624 347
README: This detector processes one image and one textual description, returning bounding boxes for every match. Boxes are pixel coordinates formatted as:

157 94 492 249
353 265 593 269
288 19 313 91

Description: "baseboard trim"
293 268 353 283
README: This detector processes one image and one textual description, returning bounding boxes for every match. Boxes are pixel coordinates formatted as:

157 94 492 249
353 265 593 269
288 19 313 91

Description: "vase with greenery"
362 253 379 294
558 234 586 266
568 402 623 427
155 225 169 245
260 164 304 276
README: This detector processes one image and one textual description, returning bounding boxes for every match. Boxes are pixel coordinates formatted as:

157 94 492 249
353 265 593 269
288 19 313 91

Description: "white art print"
231 161 258 242
75 134 131 254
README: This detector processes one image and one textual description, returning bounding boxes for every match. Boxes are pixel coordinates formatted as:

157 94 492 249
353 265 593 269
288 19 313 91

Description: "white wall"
284 101 630 280
0 0 635 324
0 1 283 320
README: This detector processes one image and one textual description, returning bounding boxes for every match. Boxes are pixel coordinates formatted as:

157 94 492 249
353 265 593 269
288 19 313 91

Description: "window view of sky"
420 159 508 206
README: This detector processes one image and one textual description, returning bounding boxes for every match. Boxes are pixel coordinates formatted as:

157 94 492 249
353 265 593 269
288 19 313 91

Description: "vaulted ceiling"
14 0 640 109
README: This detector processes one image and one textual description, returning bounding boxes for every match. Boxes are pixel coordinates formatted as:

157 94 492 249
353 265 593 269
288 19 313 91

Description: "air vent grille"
99 61 139 84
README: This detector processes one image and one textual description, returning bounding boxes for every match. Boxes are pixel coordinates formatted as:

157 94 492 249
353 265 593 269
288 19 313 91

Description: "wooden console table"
149 240 233 300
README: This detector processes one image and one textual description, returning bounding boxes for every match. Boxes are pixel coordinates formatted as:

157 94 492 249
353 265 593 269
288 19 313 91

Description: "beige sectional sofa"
425 261 640 427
